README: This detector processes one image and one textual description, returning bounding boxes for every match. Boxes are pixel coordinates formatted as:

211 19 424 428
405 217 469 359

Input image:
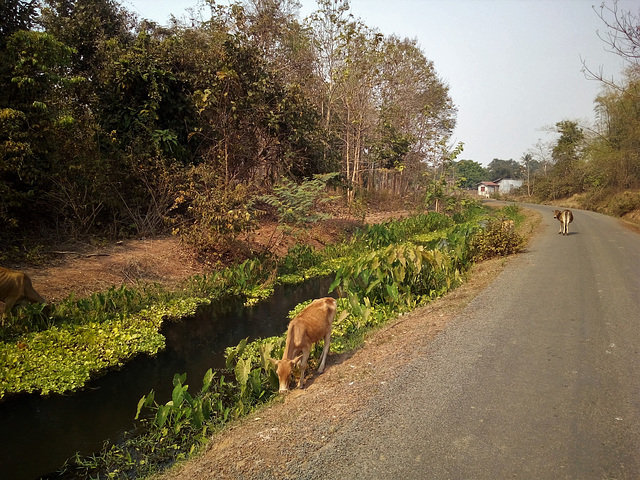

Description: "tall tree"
542 120 586 199
334 20 382 193
520 153 537 196
306 0 350 168
583 1 640 94
378 35 456 178
0 29 79 230
454 159 487 189
590 70 640 190
487 158 521 179
0 0 36 48
39 0 135 76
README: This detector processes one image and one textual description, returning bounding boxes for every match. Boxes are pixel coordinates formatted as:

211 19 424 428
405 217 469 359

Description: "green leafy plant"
256 173 339 226
330 243 460 313
47 204 529 478
277 244 322 276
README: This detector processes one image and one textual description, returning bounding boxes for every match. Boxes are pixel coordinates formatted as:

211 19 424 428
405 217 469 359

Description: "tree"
334 20 382 194
306 0 351 170
520 153 534 196
487 158 521 180
0 0 36 48
0 30 78 230
238 0 310 82
589 69 640 190
371 110 413 169
231 0 326 177
376 35 456 187
454 159 487 189
552 120 584 169
536 120 586 200
582 1 640 94
39 0 135 76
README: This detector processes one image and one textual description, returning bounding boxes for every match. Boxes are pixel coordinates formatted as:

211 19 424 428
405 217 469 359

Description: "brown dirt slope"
3 211 408 307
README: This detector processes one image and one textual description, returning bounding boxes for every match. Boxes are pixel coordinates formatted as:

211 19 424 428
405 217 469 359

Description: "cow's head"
552 210 562 220
272 355 303 393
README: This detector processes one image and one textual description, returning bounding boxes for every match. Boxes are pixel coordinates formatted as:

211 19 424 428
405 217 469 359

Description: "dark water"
0 276 334 480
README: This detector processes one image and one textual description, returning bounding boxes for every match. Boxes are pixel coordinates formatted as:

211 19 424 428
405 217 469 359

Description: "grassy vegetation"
47 202 526 479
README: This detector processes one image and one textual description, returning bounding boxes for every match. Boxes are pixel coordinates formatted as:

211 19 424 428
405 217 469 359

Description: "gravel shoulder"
157 208 544 480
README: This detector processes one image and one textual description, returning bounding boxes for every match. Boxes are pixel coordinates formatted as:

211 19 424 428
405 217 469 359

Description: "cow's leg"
297 347 311 388
317 331 331 373
3 296 18 313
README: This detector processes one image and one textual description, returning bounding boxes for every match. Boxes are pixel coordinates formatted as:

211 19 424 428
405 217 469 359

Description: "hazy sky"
125 0 636 166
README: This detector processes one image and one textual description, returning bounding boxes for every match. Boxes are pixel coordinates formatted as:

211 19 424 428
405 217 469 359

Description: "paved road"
295 204 640 479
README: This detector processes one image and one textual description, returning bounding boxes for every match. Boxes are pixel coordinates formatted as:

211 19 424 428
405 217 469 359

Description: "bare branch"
582 1 640 93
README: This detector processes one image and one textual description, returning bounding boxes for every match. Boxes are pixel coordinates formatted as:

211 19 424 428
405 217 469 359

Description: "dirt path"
24 238 203 302
155 209 543 480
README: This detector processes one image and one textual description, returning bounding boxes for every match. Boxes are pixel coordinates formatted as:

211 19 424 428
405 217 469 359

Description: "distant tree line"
443 158 538 190
0 0 456 251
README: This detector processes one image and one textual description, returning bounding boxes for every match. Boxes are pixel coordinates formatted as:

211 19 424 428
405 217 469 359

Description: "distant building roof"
478 181 499 186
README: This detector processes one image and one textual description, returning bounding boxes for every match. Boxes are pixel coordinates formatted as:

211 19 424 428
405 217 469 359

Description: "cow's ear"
269 358 278 367
292 355 303 367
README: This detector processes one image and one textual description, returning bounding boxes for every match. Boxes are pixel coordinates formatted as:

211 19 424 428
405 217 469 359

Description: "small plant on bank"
58 337 283 479
172 166 258 256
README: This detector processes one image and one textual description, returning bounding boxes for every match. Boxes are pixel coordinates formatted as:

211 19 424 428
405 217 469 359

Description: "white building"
477 181 499 197
495 178 524 194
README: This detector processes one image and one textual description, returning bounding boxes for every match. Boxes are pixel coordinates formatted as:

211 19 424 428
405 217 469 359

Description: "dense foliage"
0 0 457 255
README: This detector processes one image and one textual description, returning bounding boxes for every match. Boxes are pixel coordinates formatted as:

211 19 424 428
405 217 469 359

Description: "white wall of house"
497 179 523 193
477 183 498 197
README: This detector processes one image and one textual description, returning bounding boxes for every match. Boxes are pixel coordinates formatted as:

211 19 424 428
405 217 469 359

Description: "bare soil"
3 211 405 305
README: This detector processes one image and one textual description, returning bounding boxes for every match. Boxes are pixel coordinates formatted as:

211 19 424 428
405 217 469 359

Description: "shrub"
172 166 257 255
255 173 338 226
468 219 526 261
604 190 640 217
278 244 322 276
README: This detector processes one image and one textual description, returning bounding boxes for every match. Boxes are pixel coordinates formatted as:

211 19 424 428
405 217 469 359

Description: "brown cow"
273 297 337 393
553 209 574 235
0 266 47 320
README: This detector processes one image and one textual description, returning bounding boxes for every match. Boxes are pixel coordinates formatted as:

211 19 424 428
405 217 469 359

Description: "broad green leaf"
201 368 214 394
234 358 250 386
172 383 188 406
336 310 350 323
